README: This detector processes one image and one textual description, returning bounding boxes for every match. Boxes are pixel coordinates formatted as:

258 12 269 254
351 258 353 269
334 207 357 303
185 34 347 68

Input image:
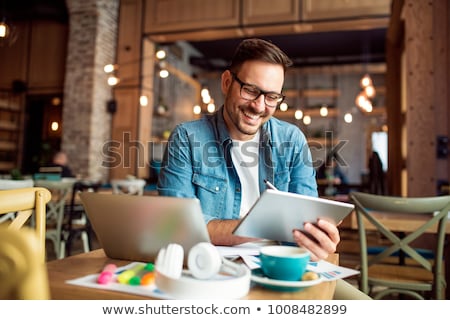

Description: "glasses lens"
264 93 283 107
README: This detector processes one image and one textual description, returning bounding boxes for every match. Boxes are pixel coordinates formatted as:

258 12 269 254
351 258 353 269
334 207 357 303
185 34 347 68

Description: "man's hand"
207 219 259 246
292 219 340 261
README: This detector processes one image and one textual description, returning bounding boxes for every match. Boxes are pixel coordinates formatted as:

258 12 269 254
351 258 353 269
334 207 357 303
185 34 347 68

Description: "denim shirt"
157 107 318 224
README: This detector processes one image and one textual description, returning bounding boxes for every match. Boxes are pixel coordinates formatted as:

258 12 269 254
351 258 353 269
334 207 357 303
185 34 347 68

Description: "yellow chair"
0 187 51 263
350 191 450 299
0 226 51 299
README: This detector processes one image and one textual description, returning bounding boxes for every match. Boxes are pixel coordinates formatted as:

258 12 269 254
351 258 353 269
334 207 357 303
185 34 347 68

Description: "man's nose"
250 94 266 112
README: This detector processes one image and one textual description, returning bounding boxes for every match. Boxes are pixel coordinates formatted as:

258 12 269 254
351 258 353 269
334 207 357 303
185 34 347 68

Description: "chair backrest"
111 178 146 195
0 226 51 299
34 179 75 259
350 191 450 299
0 187 52 263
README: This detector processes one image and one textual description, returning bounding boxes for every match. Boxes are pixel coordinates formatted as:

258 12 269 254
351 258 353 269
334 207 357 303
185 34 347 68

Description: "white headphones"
155 242 251 299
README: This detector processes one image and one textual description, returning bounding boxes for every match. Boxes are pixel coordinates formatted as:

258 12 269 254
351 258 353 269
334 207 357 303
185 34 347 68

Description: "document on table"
216 242 360 281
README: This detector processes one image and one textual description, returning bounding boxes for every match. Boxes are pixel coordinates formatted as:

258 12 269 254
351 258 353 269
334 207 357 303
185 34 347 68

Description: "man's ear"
221 70 232 94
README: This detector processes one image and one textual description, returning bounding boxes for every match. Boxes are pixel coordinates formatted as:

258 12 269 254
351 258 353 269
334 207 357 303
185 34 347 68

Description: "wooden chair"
350 191 450 299
0 226 51 299
34 179 75 259
64 180 102 256
0 178 35 223
111 178 146 195
0 187 51 263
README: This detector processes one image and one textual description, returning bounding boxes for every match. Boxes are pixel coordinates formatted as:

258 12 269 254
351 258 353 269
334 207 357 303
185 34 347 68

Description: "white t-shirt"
230 132 260 218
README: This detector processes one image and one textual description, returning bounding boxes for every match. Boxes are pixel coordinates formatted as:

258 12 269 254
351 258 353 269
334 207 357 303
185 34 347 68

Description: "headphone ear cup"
155 243 184 279
188 242 222 280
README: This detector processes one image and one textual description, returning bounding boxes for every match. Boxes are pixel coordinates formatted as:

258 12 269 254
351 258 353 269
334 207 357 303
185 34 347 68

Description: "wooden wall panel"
111 0 144 179
433 0 449 186
144 0 240 34
116 0 143 88
0 22 30 90
242 0 299 25
110 87 140 180
302 0 391 21
28 21 68 91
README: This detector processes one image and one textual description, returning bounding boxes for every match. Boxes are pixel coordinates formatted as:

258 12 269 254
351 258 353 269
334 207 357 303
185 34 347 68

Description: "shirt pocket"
192 172 227 194
192 173 227 218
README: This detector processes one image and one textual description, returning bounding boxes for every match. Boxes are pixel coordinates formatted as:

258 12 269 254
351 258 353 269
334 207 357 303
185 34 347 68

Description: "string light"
303 115 311 125
319 104 328 117
294 110 303 120
279 102 288 112
344 112 353 123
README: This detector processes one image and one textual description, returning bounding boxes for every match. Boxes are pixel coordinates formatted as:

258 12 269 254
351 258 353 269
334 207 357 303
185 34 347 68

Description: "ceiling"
187 28 387 71
2 0 387 71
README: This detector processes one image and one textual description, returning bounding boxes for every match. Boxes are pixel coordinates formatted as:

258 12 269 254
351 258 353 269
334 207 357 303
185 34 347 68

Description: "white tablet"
232 189 354 243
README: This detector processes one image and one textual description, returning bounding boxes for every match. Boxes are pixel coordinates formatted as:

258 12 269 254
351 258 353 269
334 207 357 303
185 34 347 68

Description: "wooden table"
345 210 450 234
46 249 337 300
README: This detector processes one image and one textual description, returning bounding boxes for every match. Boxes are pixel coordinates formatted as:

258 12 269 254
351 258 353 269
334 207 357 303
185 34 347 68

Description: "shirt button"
236 188 240 192
215 186 219 191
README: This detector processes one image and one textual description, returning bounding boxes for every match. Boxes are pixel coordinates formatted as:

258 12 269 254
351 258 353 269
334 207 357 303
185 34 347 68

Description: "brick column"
63 0 119 182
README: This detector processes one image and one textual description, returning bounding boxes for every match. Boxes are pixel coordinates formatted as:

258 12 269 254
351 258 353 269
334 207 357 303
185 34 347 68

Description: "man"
157 38 339 262
51 151 74 178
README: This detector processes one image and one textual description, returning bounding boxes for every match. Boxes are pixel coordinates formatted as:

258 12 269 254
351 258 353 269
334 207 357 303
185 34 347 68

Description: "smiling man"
157 38 340 262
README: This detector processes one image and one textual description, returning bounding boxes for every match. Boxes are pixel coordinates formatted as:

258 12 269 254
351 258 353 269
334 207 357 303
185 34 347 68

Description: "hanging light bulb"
0 22 7 38
361 99 373 113
360 73 373 88
319 104 328 117
103 64 117 73
364 85 376 98
159 69 169 78
207 102 216 113
201 88 211 104
107 75 120 86
355 92 368 108
303 115 311 125
139 95 148 107
0 19 17 47
155 49 166 60
294 109 303 120
193 105 202 115
344 112 353 123
279 102 288 112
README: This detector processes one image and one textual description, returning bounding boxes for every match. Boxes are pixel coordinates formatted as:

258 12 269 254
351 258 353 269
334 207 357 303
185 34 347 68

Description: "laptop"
79 192 211 263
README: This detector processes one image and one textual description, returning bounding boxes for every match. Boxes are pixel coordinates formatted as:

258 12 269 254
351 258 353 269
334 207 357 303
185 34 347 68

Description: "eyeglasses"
231 72 285 108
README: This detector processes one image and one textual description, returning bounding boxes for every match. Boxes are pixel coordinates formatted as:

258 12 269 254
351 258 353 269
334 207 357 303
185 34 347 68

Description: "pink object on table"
97 263 117 284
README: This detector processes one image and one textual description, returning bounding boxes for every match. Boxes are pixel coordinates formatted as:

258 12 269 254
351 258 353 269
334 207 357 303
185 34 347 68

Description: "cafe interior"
0 0 450 300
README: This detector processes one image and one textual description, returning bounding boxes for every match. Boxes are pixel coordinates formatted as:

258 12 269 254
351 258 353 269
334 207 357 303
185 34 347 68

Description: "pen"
264 179 278 191
97 263 117 285
129 263 155 285
117 264 145 284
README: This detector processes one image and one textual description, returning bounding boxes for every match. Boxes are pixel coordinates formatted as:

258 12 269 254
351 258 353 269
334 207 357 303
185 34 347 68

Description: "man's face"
221 60 284 141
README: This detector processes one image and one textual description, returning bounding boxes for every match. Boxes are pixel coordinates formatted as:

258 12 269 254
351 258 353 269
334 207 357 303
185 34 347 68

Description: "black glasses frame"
230 72 285 108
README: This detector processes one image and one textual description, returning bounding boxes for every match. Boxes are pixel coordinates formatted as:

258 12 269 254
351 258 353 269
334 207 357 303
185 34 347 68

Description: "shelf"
0 141 17 151
0 120 19 131
0 161 15 171
284 88 340 99
360 106 386 116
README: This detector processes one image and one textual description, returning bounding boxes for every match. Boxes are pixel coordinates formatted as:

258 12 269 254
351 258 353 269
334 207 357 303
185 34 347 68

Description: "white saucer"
251 269 323 291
